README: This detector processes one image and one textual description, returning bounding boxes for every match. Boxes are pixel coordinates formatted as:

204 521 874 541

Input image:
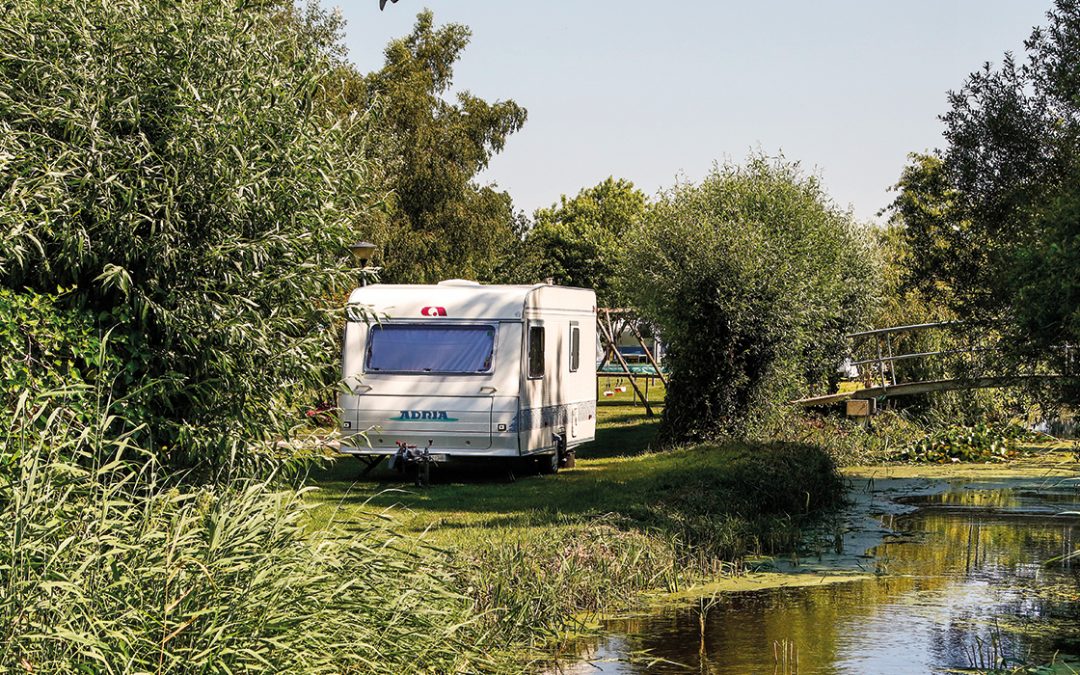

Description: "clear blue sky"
335 1 1051 223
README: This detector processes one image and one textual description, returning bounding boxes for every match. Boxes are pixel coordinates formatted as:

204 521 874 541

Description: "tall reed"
464 517 677 647
0 390 499 673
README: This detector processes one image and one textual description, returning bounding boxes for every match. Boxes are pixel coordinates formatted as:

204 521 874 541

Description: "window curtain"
367 325 496 373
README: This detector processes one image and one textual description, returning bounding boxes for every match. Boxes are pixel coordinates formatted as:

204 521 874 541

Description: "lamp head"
348 241 377 266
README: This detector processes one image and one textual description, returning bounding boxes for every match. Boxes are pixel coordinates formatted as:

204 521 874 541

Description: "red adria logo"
420 306 447 317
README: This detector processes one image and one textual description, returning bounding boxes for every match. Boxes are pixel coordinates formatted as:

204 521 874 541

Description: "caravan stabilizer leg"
414 440 436 487
416 451 433 487
563 448 576 469
357 454 386 477
554 432 575 469
538 433 569 475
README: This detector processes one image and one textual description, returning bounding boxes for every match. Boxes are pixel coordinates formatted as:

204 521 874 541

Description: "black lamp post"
348 241 377 286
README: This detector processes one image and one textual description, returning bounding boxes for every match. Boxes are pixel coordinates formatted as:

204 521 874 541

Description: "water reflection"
558 481 1080 674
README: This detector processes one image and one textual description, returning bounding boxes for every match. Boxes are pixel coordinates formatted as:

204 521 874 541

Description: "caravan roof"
347 280 590 321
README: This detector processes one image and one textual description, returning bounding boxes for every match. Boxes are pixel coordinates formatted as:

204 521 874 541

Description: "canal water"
556 477 1080 674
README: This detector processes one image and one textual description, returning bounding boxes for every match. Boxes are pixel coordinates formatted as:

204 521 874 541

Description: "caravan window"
366 324 496 374
569 323 580 372
528 325 545 378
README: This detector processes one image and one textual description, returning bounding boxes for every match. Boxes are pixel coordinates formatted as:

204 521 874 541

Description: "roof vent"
438 279 482 287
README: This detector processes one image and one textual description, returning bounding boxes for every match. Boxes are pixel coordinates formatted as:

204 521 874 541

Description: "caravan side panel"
517 287 597 455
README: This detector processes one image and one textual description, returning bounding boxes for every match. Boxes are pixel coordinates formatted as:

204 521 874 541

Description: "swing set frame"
595 308 667 416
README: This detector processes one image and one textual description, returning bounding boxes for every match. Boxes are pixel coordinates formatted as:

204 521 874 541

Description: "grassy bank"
305 397 845 658
1 379 843 672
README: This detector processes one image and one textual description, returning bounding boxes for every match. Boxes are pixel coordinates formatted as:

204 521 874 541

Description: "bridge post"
875 337 887 388
885 333 897 386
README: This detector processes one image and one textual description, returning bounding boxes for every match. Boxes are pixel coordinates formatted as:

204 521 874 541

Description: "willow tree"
622 157 876 443
0 0 377 467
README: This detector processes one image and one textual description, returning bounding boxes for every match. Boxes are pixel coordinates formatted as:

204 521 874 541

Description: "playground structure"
595 309 666 416
794 321 1076 414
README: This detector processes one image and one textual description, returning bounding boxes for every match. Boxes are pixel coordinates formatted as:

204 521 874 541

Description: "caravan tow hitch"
389 440 441 486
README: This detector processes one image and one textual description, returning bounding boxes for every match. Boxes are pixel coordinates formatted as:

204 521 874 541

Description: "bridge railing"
845 321 1077 388
794 322 1074 407
845 321 1006 389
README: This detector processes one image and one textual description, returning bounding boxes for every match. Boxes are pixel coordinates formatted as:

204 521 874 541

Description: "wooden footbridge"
596 315 1075 416
793 321 1076 413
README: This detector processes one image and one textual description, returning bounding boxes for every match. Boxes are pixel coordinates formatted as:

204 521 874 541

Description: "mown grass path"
306 402 663 542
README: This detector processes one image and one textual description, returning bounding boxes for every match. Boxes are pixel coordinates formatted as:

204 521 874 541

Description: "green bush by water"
636 441 846 560
891 423 1053 463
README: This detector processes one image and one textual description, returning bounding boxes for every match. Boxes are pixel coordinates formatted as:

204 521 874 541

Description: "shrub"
890 423 1052 463
0 0 376 468
0 288 119 410
633 441 846 560
621 156 877 444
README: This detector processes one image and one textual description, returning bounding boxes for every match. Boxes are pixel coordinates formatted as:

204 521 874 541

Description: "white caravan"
338 280 597 473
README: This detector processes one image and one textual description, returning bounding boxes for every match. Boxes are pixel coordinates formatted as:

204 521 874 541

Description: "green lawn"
305 388 839 558
305 401 664 542
307 377 667 536
302 389 843 652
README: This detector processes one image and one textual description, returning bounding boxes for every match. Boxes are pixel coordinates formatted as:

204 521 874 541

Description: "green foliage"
890 1 1080 389
763 408 921 466
358 11 528 283
634 441 845 560
884 154 970 310
466 521 675 646
1010 191 1080 364
0 0 376 466
0 288 119 409
518 177 647 305
0 391 499 673
621 156 877 443
891 424 1023 463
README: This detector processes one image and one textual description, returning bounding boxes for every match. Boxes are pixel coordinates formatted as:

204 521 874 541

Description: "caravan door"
519 318 562 454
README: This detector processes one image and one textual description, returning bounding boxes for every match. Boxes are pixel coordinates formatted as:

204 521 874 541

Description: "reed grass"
462 517 678 649
0 390 504 673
